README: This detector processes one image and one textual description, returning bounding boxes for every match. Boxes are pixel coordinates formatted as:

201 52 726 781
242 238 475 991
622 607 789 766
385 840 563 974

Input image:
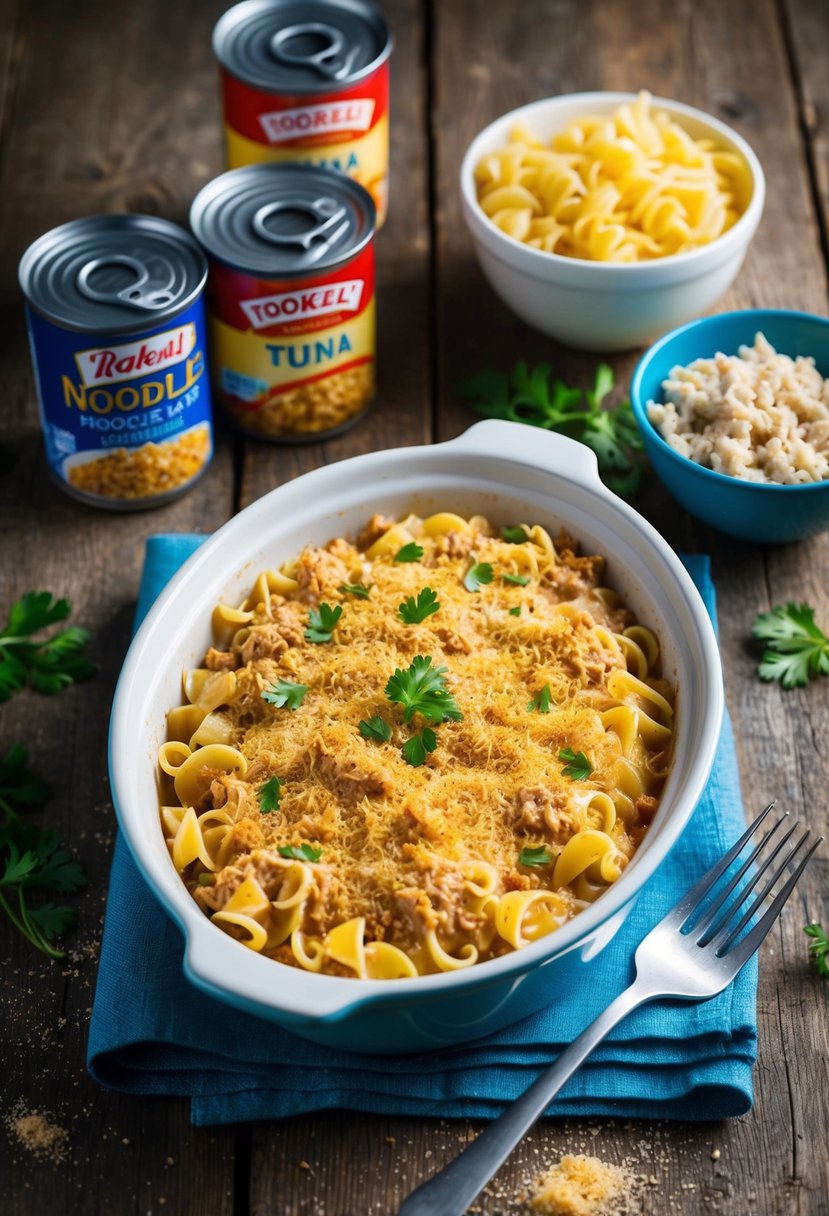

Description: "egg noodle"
474 91 750 262
158 512 675 980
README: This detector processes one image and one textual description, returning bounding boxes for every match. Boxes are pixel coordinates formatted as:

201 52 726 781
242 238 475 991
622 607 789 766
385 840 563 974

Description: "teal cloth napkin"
87 535 757 1126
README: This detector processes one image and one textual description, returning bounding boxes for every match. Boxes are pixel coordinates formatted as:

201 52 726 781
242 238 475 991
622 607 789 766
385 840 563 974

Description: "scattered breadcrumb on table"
5 1102 69 1163
522 1153 639 1216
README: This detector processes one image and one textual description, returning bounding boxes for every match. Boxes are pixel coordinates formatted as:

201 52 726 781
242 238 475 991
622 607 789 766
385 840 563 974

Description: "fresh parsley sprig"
804 923 829 978
258 776 282 813
398 587 440 625
519 845 552 867
461 362 645 497
502 525 529 543
503 572 530 586
394 542 424 563
0 745 85 958
559 748 593 781
385 655 463 725
464 559 494 593
305 603 343 644
339 582 372 600
262 679 307 710
527 685 552 714
278 843 322 862
401 729 437 767
753 603 829 689
0 592 95 702
359 716 392 743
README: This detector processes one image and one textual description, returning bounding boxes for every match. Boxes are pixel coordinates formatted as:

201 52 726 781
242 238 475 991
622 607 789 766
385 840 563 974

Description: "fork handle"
397 977 655 1216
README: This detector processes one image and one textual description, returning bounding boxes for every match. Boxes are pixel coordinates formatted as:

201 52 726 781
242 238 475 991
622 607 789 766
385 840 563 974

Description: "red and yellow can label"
220 67 389 226
207 242 375 439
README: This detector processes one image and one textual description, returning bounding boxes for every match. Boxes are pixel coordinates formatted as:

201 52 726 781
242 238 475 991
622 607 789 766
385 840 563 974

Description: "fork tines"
668 804 823 963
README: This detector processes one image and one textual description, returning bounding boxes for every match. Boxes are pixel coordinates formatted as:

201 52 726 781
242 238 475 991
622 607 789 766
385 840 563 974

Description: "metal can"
190 163 376 442
19 215 213 510
213 0 392 227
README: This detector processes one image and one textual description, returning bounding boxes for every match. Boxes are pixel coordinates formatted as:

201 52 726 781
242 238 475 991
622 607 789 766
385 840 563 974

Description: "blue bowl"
631 309 829 543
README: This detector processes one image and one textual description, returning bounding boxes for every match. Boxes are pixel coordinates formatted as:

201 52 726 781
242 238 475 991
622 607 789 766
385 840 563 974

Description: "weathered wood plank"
0 0 237 1212
430 1 829 1214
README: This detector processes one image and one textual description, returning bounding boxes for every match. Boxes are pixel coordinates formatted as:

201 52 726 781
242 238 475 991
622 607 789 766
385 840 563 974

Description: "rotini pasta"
158 511 675 979
474 91 750 262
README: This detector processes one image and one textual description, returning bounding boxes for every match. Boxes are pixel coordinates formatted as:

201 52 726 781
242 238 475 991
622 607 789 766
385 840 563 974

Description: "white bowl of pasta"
460 91 765 351
110 420 723 1052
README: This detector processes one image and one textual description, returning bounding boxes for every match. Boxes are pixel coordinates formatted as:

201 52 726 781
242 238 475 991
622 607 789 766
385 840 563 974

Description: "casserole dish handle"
449 420 602 485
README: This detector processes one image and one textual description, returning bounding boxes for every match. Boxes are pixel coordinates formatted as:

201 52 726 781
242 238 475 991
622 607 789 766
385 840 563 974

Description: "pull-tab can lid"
213 0 391 94
19 215 208 334
189 163 375 277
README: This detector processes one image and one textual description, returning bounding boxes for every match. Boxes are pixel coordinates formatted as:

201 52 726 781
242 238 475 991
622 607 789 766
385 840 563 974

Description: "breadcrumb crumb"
4 1103 69 1163
524 1153 637 1216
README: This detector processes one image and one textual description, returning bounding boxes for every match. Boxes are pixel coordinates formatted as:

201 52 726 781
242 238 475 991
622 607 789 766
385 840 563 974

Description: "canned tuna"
190 163 376 442
214 0 392 226
19 215 213 510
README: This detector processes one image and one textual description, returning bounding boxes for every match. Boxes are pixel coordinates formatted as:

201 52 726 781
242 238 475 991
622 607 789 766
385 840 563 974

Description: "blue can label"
27 298 213 503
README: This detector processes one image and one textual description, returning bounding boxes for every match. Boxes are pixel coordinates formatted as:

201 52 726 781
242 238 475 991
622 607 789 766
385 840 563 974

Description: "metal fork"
398 805 821 1216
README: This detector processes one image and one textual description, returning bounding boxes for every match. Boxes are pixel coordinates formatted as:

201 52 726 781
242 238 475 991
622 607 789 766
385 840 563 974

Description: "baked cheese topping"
158 512 674 979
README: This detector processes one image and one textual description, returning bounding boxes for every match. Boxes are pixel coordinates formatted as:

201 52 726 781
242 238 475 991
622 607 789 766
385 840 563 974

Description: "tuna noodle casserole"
158 513 675 980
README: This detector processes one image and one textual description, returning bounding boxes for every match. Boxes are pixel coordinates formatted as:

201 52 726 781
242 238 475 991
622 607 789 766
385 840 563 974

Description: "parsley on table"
394 542 424 563
261 679 307 710
559 748 593 781
338 582 372 600
398 587 440 625
305 603 343 644
461 362 645 497
359 716 392 743
0 745 85 958
386 655 463 724
502 525 529 543
527 685 552 714
258 776 282 813
401 729 437 767
503 572 530 586
753 603 829 689
278 843 322 862
509 606 522 617
464 559 494 593
804 923 829 978
0 591 94 702
519 845 552 867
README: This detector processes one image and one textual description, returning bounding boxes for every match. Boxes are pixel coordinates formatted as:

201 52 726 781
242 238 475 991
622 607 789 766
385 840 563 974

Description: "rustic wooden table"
2 1 828 1212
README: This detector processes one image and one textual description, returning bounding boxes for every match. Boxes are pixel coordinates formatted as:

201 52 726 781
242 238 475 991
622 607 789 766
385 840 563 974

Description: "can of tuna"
19 215 213 510
213 0 392 227
190 163 376 442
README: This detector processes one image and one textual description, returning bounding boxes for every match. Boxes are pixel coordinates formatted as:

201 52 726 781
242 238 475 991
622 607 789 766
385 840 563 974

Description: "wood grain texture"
0 1 236 1212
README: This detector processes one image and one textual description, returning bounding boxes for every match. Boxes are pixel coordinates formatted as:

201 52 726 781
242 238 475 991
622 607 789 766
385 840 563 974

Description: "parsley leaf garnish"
559 748 593 780
503 572 530 586
339 582 372 599
359 716 392 743
461 363 645 497
398 587 440 625
261 679 307 710
464 559 494 593
0 746 85 958
394 542 424 563
509 606 522 617
385 655 463 724
401 728 438 767
753 603 829 689
805 923 829 978
0 592 95 701
278 843 322 862
305 602 343 644
527 685 552 713
519 845 552 867
258 776 282 813
502 525 529 543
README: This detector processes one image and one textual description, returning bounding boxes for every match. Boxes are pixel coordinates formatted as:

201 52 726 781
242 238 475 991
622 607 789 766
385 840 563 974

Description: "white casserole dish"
109 421 723 1052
